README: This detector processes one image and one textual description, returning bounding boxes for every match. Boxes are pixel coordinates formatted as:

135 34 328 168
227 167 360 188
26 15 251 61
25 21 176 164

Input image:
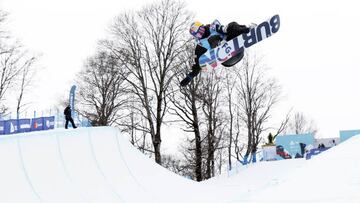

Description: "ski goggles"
190 22 205 39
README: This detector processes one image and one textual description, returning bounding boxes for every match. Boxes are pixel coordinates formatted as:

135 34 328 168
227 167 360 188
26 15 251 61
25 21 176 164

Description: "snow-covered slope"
0 127 359 203
244 135 360 203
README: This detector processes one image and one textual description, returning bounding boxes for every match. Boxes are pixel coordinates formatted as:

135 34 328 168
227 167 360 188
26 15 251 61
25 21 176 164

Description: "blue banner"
43 116 55 130
17 119 31 133
31 117 44 131
0 117 55 135
4 119 18 134
305 147 330 160
69 85 76 118
0 120 5 135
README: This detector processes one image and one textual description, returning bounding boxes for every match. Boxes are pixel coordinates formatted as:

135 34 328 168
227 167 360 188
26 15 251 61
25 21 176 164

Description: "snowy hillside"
0 127 359 203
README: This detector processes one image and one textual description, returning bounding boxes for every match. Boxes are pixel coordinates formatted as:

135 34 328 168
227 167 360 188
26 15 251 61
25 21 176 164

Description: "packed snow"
0 127 359 202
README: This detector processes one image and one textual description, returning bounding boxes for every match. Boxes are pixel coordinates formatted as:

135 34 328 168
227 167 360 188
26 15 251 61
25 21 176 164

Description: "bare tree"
0 11 15 107
0 43 39 116
235 54 282 164
0 45 22 100
167 42 204 181
169 50 227 180
223 70 238 170
233 110 246 162
198 70 226 179
0 10 39 117
121 99 154 155
15 53 37 118
104 0 192 164
285 111 318 135
0 10 9 46
272 110 292 140
76 50 129 126
161 154 193 177
0 10 6 26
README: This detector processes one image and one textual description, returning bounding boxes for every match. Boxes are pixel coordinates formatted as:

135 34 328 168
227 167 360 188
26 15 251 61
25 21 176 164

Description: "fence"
0 116 55 135
0 109 91 135
54 111 91 128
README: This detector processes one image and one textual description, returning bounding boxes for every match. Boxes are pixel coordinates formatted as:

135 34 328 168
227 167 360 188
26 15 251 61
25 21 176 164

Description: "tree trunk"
192 100 202 181
153 137 162 164
194 125 202 181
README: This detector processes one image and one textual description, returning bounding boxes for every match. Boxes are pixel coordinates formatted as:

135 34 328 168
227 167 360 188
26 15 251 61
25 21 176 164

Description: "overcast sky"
1 0 359 140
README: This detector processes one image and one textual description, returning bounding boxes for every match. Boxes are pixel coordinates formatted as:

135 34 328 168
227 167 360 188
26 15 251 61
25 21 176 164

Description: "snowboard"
199 14 280 70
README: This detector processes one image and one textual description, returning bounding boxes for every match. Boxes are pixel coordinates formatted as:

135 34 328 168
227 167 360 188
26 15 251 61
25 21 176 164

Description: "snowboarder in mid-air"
180 20 255 86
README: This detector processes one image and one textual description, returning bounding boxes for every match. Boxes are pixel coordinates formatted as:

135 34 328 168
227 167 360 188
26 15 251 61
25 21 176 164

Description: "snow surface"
0 127 359 203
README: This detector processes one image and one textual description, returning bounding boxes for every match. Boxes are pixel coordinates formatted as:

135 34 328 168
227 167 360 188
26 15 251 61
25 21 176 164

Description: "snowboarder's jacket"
191 23 224 77
180 21 250 86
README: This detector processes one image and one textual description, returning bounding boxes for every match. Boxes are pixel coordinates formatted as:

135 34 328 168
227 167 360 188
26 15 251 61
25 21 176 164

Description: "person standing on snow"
64 105 77 129
180 20 255 86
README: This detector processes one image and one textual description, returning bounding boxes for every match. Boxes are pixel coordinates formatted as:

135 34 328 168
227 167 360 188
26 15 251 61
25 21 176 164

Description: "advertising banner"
4 119 19 134
340 129 360 143
43 116 55 130
31 117 45 131
17 119 31 133
0 117 55 135
0 120 5 135
305 147 330 160
276 133 314 159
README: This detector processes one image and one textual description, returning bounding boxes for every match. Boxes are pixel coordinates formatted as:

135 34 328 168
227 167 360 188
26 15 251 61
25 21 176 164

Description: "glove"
215 24 226 34
215 24 220 32
180 75 193 87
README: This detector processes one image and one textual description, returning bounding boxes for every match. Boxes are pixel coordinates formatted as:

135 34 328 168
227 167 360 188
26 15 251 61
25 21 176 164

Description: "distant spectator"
64 105 77 129
332 139 336 146
267 133 274 145
318 143 325 149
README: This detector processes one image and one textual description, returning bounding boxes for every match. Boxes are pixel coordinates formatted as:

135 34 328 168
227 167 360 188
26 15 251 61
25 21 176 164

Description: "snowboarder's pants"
226 22 250 41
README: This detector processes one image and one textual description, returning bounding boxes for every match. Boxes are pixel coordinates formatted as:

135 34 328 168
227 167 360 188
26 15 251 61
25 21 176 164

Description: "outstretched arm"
180 45 207 86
